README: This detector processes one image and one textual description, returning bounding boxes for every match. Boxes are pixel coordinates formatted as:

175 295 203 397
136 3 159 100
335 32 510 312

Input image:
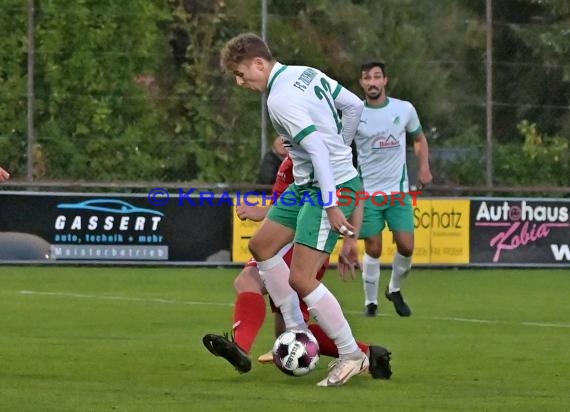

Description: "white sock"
388 252 412 293
362 253 380 306
303 283 359 356
258 255 306 330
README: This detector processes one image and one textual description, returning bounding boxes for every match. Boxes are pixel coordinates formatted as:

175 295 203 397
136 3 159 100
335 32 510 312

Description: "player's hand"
417 167 432 189
236 204 268 222
338 237 361 281
326 206 356 238
0 167 10 182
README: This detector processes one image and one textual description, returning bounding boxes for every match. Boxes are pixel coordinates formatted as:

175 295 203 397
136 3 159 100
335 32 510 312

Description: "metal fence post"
260 0 268 163
26 0 36 182
485 0 494 188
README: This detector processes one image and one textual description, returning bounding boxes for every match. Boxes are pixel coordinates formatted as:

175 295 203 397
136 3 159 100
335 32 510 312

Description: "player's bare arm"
0 167 10 182
338 201 364 280
236 204 269 222
414 133 432 187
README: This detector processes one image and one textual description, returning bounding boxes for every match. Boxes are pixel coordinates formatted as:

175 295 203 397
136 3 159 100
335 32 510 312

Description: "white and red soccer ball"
272 329 320 376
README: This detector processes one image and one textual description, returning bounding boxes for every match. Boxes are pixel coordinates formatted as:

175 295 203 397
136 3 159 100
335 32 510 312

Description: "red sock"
233 292 266 353
308 324 369 357
357 341 369 354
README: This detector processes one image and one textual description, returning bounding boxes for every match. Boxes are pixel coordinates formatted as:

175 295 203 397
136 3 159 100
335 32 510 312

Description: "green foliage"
0 0 27 174
267 0 486 148
440 121 569 189
31 0 171 180
493 126 564 187
519 120 569 185
0 0 568 186
160 0 261 182
432 125 486 186
464 0 570 142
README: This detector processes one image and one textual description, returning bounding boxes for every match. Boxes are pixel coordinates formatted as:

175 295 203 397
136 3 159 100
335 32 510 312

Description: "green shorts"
359 193 414 239
267 176 362 253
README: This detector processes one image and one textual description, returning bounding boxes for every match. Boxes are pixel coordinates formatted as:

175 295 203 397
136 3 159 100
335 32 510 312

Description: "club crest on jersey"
372 134 399 149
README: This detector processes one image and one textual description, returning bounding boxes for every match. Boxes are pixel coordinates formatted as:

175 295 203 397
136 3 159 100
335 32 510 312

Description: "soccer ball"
272 329 320 376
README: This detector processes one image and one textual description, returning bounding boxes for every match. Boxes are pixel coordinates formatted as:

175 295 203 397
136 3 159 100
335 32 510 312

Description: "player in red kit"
203 154 392 379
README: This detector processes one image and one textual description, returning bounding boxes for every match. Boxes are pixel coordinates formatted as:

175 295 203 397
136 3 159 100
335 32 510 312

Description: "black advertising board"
470 198 570 265
0 192 231 261
3 192 569 266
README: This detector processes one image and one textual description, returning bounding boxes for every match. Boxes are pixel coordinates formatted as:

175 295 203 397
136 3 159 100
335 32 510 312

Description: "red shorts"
244 247 328 322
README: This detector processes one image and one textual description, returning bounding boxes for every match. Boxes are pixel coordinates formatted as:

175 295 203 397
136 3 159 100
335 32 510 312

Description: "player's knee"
248 237 263 260
234 268 263 294
397 244 414 257
364 236 381 258
366 248 381 259
365 243 381 258
289 270 316 297
288 271 305 293
288 272 300 291
233 274 245 293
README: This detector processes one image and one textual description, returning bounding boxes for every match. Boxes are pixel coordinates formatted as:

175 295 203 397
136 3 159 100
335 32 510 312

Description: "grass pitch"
0 266 569 411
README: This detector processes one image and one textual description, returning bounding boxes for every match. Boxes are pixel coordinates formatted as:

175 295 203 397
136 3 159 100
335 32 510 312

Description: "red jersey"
271 155 293 200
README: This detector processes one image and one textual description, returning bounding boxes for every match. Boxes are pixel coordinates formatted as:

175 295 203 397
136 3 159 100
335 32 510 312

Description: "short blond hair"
220 33 273 73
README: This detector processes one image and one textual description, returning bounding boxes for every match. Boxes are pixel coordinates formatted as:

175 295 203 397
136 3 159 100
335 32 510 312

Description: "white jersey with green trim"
354 97 423 193
266 62 357 187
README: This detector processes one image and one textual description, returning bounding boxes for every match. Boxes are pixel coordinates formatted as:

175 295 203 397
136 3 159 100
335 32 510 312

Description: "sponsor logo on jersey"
371 134 399 149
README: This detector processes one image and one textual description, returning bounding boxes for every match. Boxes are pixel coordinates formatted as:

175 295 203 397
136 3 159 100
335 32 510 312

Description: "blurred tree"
1 0 568 186
512 0 570 136
0 0 27 175
464 0 570 142
32 0 171 180
266 0 486 146
158 0 262 182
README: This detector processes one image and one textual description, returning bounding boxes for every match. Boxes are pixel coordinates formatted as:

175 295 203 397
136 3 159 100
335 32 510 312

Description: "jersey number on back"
314 78 342 134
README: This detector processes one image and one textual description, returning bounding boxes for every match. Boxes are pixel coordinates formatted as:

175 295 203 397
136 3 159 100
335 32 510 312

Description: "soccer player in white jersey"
354 61 432 317
214 33 370 387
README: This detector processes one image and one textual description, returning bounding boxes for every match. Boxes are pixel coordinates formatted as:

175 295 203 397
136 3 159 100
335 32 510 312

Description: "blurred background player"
0 167 10 182
203 154 392 380
354 61 432 317
258 136 287 185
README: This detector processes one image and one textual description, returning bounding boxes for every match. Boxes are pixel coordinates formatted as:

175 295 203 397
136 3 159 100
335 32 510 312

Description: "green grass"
0 267 569 411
